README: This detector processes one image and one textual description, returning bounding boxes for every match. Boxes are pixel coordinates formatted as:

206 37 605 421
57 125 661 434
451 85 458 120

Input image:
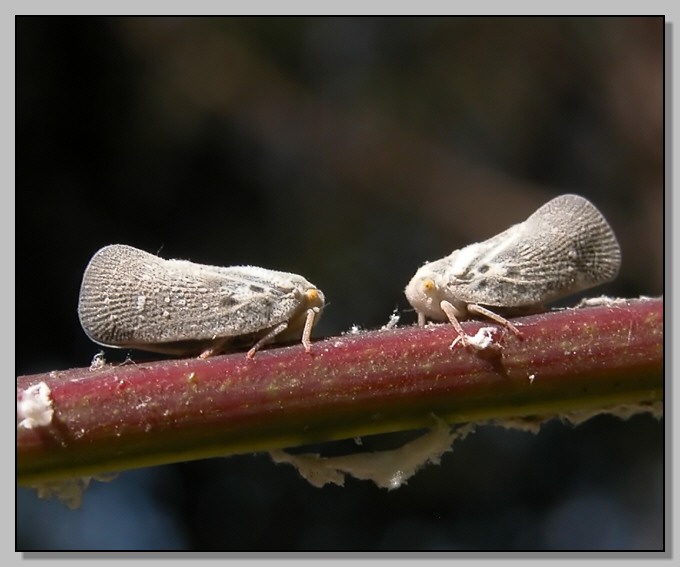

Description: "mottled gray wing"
447 194 621 307
78 244 305 347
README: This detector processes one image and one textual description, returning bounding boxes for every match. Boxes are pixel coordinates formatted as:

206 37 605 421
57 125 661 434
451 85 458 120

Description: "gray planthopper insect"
78 244 325 359
404 194 621 349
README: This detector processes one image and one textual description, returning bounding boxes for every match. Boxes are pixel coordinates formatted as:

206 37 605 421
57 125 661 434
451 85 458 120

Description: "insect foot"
405 194 621 349
78 244 325 359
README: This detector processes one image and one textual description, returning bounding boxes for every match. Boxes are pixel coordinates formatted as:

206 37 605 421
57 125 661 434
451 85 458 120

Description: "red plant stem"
17 298 662 485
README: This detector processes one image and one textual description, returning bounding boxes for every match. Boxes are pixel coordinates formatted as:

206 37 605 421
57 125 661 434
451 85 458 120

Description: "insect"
404 194 621 349
78 244 325 359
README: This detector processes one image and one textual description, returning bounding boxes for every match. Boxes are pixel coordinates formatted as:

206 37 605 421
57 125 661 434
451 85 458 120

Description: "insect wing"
78 245 309 347
444 194 621 307
187 265 311 337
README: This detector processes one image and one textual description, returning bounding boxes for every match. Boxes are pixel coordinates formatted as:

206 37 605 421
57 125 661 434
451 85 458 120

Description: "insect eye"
305 288 323 306
422 278 435 292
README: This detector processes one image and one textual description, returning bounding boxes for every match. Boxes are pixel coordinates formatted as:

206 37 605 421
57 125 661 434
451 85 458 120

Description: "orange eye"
306 288 319 302
423 279 435 291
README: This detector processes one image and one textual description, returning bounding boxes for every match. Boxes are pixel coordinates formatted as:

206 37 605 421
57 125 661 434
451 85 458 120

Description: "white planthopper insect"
404 194 621 349
78 244 325 359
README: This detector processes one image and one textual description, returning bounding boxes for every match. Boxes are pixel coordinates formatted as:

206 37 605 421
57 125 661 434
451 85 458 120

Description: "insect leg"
245 322 290 359
467 304 522 338
199 337 233 359
300 307 321 353
439 300 474 348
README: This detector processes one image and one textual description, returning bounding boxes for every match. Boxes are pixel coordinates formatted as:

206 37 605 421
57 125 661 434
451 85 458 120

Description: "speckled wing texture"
78 244 313 348
445 194 621 307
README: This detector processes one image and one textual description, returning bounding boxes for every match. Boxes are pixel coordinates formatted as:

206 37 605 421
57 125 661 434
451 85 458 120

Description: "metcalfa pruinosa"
405 194 621 349
78 244 325 359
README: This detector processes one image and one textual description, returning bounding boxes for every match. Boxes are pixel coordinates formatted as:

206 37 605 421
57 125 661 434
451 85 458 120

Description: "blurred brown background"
16 17 664 551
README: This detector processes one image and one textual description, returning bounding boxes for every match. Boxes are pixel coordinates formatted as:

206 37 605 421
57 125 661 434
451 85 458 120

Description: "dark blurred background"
16 16 664 550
